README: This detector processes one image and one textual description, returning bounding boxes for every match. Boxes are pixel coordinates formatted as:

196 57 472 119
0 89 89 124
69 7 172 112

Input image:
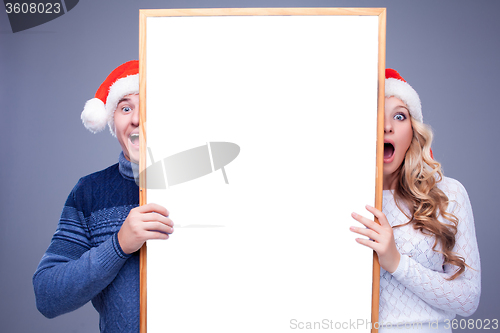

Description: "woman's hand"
117 203 174 255
350 205 400 273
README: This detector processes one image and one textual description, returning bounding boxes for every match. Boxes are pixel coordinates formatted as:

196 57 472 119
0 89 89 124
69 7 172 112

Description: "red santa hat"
81 60 139 136
385 68 423 122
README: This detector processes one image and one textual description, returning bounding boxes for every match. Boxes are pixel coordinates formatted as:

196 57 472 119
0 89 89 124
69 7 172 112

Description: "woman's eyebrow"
395 105 410 112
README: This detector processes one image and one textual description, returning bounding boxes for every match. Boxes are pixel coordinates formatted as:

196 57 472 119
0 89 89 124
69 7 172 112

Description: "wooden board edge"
371 7 386 333
139 7 386 18
139 9 148 333
139 8 387 333
139 244 147 333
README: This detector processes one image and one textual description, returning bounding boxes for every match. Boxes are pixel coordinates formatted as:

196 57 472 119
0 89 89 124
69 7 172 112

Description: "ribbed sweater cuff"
96 233 131 272
391 254 409 280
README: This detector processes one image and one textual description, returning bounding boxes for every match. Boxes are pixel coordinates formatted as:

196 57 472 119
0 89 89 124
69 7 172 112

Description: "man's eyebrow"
117 97 130 104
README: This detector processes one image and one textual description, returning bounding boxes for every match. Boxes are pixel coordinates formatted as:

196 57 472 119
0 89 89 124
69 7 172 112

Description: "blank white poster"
145 13 380 333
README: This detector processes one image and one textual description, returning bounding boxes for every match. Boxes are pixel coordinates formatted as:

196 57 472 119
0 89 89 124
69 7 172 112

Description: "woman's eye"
394 113 406 121
122 106 131 112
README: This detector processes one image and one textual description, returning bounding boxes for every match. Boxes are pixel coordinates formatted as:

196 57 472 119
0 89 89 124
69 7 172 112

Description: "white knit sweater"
379 177 481 329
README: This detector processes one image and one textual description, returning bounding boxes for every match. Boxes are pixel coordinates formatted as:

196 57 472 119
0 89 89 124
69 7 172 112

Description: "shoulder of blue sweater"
77 163 120 183
65 161 138 214
69 163 121 198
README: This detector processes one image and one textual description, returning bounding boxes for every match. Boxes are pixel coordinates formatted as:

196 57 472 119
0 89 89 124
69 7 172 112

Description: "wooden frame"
140 8 385 333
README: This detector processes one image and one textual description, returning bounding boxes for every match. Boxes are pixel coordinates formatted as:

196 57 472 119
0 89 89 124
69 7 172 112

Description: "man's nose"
132 107 140 126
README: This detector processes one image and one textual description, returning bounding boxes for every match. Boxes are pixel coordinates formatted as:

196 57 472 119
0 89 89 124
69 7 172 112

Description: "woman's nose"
384 119 393 133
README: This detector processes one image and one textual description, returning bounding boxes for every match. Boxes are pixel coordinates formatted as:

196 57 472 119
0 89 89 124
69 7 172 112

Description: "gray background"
0 0 498 332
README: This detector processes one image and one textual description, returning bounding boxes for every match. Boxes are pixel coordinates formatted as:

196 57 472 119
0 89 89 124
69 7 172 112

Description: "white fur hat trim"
105 74 139 136
80 74 139 136
385 77 423 122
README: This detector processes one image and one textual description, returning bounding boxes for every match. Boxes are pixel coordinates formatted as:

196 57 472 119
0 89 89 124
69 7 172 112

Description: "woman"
350 69 481 332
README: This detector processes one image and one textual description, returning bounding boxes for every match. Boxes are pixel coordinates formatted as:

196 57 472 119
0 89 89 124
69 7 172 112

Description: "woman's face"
383 96 414 189
114 93 140 164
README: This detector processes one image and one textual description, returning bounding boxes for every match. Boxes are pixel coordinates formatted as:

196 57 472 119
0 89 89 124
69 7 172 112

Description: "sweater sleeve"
33 180 131 319
391 179 481 317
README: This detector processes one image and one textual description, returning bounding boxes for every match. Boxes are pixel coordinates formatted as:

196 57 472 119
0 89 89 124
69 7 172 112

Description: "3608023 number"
5 3 61 14
444 319 499 330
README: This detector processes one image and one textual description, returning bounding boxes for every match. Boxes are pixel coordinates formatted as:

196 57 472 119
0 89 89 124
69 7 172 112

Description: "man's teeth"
130 134 139 144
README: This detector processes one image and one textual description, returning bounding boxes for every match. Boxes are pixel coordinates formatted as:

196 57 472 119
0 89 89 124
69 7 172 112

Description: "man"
33 60 173 332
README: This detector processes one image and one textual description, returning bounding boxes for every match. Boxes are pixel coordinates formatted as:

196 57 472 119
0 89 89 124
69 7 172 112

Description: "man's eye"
122 106 131 112
394 113 406 121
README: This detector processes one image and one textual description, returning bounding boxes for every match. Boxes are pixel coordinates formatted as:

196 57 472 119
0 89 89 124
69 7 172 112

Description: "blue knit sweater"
33 152 140 332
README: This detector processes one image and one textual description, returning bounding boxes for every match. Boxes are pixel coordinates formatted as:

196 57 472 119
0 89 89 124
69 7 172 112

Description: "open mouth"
384 142 395 160
129 133 139 146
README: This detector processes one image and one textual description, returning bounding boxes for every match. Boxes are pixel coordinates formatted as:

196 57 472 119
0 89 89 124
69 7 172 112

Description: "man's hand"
117 203 174 254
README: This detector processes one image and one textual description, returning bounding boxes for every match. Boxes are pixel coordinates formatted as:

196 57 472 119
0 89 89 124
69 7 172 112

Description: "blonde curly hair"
392 119 466 280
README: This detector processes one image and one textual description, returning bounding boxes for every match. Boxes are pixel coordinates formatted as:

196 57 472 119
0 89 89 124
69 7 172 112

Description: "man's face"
114 93 139 163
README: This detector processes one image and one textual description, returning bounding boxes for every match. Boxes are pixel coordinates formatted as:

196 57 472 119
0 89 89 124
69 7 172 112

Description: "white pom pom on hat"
81 60 139 136
81 98 107 133
385 68 423 122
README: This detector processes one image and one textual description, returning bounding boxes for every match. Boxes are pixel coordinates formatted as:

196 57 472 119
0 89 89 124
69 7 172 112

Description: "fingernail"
351 212 357 217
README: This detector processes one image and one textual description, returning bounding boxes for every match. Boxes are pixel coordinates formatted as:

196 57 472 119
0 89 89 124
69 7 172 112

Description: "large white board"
142 9 385 333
